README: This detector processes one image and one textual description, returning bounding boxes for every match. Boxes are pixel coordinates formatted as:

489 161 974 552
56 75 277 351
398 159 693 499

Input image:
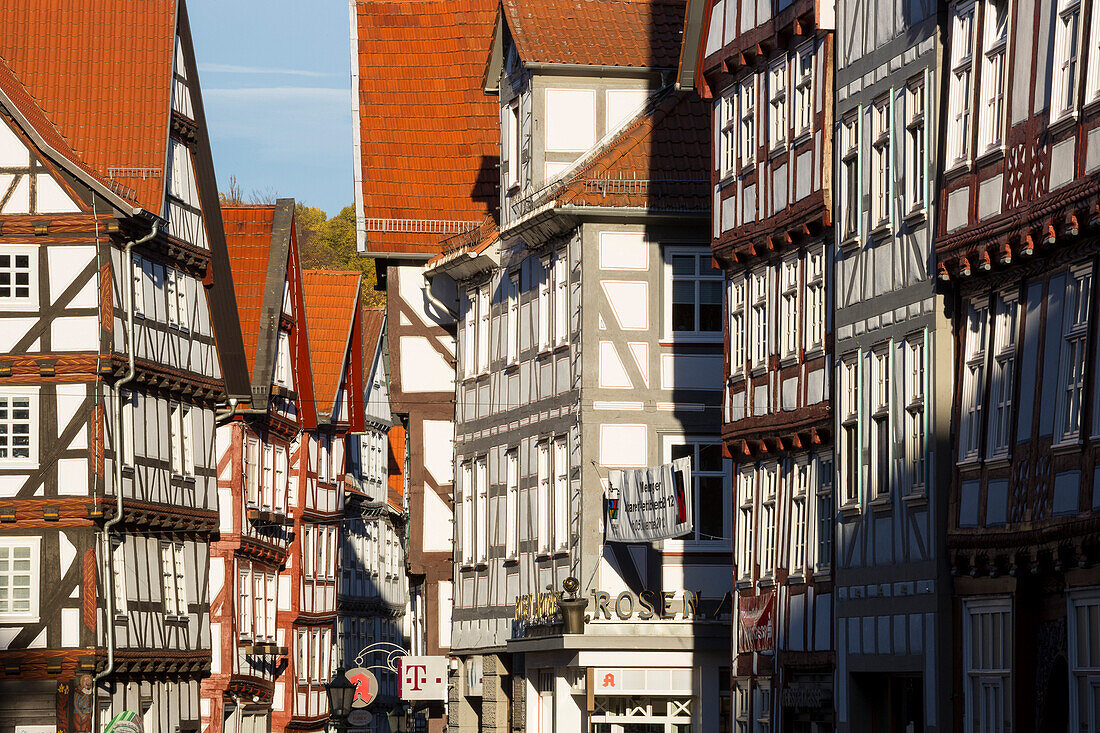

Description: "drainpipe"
95 222 158 687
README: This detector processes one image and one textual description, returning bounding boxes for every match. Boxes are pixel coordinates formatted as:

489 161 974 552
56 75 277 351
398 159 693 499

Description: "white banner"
605 457 693 542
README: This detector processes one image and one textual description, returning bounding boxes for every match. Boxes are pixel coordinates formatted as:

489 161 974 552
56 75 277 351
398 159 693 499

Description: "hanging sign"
737 591 775 652
605 457 692 542
347 668 379 708
399 656 448 701
103 712 143 733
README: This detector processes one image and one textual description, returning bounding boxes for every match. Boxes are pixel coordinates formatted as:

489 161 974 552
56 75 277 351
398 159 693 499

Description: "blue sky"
187 0 353 217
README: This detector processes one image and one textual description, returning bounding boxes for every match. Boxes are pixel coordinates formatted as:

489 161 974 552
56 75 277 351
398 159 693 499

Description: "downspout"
95 222 158 687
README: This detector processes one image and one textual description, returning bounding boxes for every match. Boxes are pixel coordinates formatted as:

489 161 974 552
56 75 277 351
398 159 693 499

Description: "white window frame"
0 388 37 466
460 462 473 567
274 445 288 514
121 389 136 466
1052 0 1084 123
948 1 977 166
130 253 145 317
666 247 723 340
794 43 814 139
111 537 127 617
780 256 799 359
245 435 260 506
505 449 518 560
719 91 737 177
169 401 194 477
463 290 475 378
960 299 990 461
978 0 1009 151
841 113 860 239
905 337 928 495
962 597 1013 733
749 268 770 371
537 440 551 555
475 456 488 565
553 251 568 347
537 259 551 352
905 77 927 213
840 357 861 506
1087 0 1100 104
736 465 755 580
729 276 747 378
767 57 788 152
753 681 772 733
738 75 757 169
871 97 891 228
814 453 834 572
504 100 521 191
507 274 519 364
987 292 1017 458
0 247 36 310
1068 588 1100 733
262 443 274 511
0 537 40 621
663 436 732 546
734 682 750 733
789 458 809 575
759 460 778 580
477 285 490 373
161 541 187 619
553 436 569 552
804 246 825 353
1056 265 1093 445
239 563 253 639
870 348 891 500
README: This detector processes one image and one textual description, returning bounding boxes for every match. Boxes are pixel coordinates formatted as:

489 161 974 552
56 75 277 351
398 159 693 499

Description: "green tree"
295 204 385 306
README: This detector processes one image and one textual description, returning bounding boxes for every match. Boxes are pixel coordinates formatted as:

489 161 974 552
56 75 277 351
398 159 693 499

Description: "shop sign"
399 656 448 701
606 457 693 542
590 588 700 621
347 668 379 708
737 591 775 652
781 683 832 709
588 667 695 696
347 709 373 727
514 591 561 624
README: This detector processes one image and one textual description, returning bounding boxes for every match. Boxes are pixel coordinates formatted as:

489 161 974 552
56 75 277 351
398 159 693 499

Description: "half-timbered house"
826 0 954 729
936 1 1100 729
429 3 731 730
350 2 500 730
0 2 250 731
269 270 365 731
339 306 410 731
203 201 312 733
679 0 835 728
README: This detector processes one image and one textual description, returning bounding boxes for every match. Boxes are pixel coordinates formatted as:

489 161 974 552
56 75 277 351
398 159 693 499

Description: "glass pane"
700 477 724 539
701 280 723 303
699 444 723 472
700 302 723 332
672 255 695 276
672 303 695 332
673 280 695 304
671 444 693 461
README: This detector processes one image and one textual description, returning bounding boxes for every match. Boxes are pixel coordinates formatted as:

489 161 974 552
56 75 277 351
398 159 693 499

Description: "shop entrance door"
590 696 693 733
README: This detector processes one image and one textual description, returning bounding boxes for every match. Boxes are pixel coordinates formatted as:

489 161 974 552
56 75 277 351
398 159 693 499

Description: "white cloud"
204 86 348 102
198 63 335 77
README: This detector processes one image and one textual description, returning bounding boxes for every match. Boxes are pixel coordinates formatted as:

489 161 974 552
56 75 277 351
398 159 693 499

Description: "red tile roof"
302 270 362 413
222 206 279 377
554 89 710 210
504 0 688 69
0 0 177 214
352 0 499 256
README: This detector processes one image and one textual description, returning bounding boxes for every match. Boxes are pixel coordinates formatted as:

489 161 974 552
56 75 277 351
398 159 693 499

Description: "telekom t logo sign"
399 656 447 701
405 664 428 691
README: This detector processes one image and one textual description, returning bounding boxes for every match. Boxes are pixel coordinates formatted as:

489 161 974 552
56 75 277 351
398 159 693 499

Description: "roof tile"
302 270 362 412
222 205 279 377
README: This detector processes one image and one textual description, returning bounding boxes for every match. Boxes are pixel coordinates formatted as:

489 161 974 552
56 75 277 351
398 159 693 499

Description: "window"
1058 267 1093 444
296 629 308 683
767 58 787 151
729 277 747 377
537 440 551 555
166 268 188 331
870 349 891 500
804 247 825 352
669 438 731 542
478 285 490 372
112 538 127 616
460 462 473 566
554 252 568 346
794 44 814 138
475 457 488 564
960 299 989 460
1069 590 1100 733
239 565 252 638
734 683 750 733
979 0 1008 150
948 2 977 164
0 393 32 462
789 459 808 574
780 257 799 359
736 466 755 579
719 92 737 177
1088 0 1100 103
841 114 859 238
505 450 518 560
538 259 551 352
905 78 927 212
507 275 519 364
245 436 259 506
840 358 860 505
504 101 520 190
0 252 31 303
987 294 1017 457
274 446 288 513
262 443 274 510
669 249 722 337
753 683 771 733
0 539 39 619
275 331 290 387
169 402 194 476
759 462 777 579
1053 0 1082 121
905 338 928 494
463 290 475 378
121 390 136 466
130 254 145 316
815 453 834 571
871 98 891 227
749 269 769 369
963 598 1012 733
161 542 187 618
739 76 756 167
317 434 330 484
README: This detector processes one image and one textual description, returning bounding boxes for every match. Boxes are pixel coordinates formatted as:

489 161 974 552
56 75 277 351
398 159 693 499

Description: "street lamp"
326 667 356 732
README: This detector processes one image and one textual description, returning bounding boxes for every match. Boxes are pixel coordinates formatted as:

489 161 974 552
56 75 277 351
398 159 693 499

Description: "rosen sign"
737 591 775 652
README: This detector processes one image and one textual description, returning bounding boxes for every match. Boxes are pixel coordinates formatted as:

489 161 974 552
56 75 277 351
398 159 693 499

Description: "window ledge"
812 569 831 582
1048 111 1079 137
943 158 973 179
868 495 893 513
902 208 928 227
718 172 737 189
503 556 519 566
735 579 753 590
974 145 1006 167
1051 439 1083 456
661 335 724 346
839 234 860 250
955 456 982 469
791 130 813 148
767 143 788 160
459 563 476 572
757 577 776 589
838 503 861 521
984 455 1011 470
869 221 892 238
902 491 928 508
786 574 805 586
778 354 799 369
